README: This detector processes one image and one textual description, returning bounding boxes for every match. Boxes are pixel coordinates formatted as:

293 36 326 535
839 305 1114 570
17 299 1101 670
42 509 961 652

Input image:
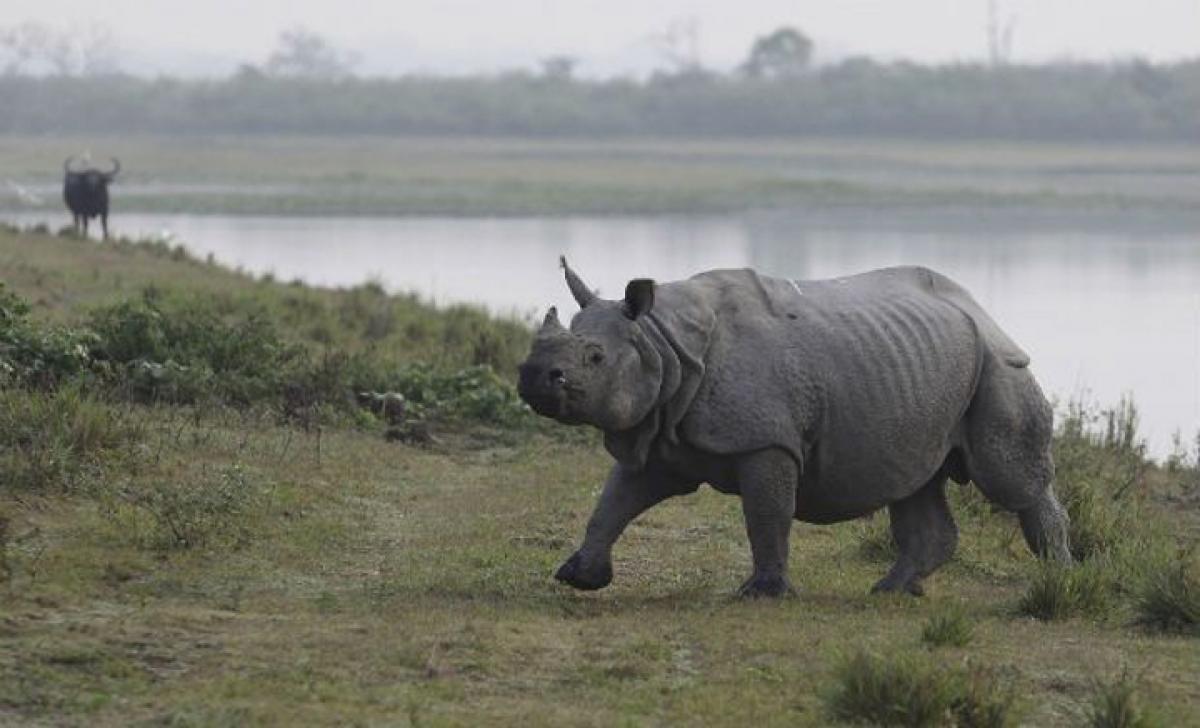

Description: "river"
7 207 1199 457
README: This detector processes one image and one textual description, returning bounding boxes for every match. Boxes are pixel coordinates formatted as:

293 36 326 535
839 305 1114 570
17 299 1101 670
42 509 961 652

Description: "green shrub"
107 465 262 550
0 282 97 389
1053 397 1150 562
0 387 141 493
84 291 536 427
827 651 1018 727
922 604 974 648
2 281 540 430
88 292 306 406
1019 560 1113 621
384 363 531 427
1133 555 1200 636
1086 672 1163 728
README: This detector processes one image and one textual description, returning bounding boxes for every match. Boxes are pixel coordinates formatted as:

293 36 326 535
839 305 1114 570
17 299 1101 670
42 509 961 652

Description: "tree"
741 27 813 79
539 55 577 81
650 17 703 73
0 22 49 75
986 0 1016 66
0 21 119 76
264 27 357 80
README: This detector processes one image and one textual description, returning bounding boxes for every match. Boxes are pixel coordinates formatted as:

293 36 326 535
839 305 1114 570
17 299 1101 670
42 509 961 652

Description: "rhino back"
678 267 983 520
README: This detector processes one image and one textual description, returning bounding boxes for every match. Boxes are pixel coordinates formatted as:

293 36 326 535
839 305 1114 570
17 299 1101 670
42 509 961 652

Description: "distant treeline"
2 60 1198 140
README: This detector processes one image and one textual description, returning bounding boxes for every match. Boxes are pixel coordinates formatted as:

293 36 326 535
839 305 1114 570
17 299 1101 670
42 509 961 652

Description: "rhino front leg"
556 464 698 591
737 449 798 598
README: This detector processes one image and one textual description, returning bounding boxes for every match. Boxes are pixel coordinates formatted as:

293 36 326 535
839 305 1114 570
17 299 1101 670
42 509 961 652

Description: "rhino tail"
924 269 1030 369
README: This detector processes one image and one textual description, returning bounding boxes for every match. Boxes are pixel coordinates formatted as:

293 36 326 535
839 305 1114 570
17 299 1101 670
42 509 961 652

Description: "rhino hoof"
738 573 794 599
554 551 613 591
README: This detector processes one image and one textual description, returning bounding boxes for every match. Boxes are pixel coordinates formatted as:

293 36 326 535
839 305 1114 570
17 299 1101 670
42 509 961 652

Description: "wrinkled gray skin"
518 258 1072 598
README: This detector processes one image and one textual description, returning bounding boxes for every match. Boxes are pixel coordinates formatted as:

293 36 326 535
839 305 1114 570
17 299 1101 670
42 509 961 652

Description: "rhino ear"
622 279 655 320
539 306 565 332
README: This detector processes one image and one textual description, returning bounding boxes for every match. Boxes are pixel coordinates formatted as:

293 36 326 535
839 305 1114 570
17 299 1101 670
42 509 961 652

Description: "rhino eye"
587 350 605 366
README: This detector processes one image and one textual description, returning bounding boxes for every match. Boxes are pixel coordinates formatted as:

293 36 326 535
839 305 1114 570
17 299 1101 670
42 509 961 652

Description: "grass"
1133 555 1200 636
3 135 1200 217
826 651 1019 727
0 385 143 493
0 224 533 376
1018 560 1115 621
0 225 1198 725
922 603 975 648
1086 672 1164 728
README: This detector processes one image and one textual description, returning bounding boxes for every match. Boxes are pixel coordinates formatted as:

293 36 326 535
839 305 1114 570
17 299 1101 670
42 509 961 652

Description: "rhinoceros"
517 258 1071 597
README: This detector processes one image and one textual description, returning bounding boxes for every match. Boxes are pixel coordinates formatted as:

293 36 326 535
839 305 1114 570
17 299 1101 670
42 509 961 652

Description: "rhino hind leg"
965 359 1072 564
872 472 957 596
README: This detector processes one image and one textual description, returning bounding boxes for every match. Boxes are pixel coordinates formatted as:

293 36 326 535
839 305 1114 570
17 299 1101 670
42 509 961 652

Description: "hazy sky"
6 0 1198 76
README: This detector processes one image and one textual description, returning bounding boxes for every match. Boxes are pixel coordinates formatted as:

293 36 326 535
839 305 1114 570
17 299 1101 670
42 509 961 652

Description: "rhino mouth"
519 387 587 425
522 391 563 418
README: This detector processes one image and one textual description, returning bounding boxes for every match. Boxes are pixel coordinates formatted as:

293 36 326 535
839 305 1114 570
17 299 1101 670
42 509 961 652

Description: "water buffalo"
63 156 120 239
518 259 1071 598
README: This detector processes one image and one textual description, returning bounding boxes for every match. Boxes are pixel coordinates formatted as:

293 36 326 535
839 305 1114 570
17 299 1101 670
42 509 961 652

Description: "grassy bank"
2 227 1198 725
0 222 532 374
4 135 1200 216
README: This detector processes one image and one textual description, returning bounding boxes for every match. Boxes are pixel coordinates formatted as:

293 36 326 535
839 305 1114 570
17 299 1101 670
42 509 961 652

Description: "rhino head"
517 257 661 432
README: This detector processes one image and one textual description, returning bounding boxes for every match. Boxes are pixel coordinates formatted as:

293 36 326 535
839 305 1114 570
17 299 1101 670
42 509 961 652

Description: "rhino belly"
796 295 979 522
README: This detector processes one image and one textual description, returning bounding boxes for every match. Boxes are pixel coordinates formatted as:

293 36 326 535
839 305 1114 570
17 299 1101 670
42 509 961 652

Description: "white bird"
5 180 44 206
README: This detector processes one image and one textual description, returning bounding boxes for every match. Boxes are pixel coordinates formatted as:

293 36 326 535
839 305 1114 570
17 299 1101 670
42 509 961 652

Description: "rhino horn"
560 255 597 308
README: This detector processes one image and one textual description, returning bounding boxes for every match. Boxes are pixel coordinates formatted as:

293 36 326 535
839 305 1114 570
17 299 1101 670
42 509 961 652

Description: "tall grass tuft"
1019 560 1113 621
0 387 141 492
1053 395 1149 562
1133 554 1200 636
953 664 1021 728
827 651 1018 727
1086 671 1163 728
828 651 958 726
922 604 974 648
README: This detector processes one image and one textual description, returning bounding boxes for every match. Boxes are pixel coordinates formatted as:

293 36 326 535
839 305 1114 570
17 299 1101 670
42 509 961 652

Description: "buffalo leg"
737 449 798 598
101 213 109 240
873 473 957 596
555 464 698 591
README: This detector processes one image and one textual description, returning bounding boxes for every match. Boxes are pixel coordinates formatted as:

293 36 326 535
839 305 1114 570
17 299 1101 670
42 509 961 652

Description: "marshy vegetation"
1 224 1198 724
5 134 1199 219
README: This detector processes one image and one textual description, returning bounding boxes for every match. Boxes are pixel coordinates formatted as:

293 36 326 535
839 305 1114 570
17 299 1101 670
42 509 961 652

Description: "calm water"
8 208 1200 456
